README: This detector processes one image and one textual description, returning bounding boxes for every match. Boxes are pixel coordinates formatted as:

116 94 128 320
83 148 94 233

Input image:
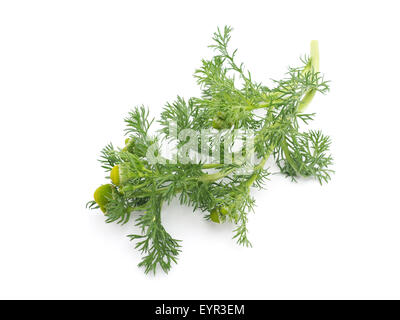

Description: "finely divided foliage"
88 26 333 274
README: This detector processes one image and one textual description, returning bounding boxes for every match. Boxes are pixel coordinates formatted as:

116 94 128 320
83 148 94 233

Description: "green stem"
202 163 224 169
244 40 320 114
281 138 299 172
127 205 147 212
298 40 319 113
245 147 273 188
198 167 237 183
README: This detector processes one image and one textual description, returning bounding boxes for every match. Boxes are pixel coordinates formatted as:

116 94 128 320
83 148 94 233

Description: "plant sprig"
88 26 333 274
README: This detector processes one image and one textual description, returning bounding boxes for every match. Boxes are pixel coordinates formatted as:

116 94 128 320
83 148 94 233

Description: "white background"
1 0 399 299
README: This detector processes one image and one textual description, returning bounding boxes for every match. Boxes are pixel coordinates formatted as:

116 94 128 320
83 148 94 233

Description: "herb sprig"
88 26 333 274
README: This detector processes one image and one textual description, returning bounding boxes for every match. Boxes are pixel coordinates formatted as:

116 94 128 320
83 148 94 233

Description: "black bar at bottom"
0 300 399 319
